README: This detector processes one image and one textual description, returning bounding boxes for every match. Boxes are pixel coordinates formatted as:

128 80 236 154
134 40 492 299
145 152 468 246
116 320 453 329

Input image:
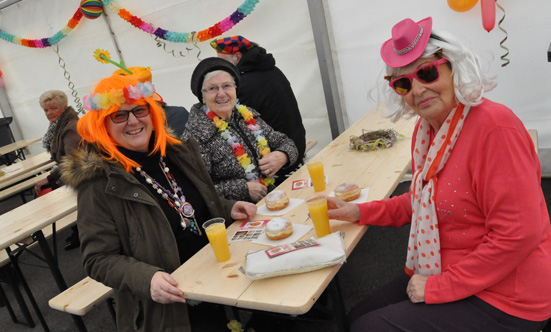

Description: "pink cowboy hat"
380 17 433 68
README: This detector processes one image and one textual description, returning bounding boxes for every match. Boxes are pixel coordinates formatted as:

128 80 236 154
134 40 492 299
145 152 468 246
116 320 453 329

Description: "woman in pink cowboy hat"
327 17 551 331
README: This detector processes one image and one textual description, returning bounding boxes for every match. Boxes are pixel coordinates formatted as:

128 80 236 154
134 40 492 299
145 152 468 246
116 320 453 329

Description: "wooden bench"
0 210 78 327
48 277 114 316
0 172 48 202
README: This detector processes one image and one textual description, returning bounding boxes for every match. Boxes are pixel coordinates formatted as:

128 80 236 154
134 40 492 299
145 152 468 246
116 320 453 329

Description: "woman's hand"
326 197 361 222
247 182 267 203
231 201 257 220
258 151 288 178
34 178 49 195
407 274 428 303
150 271 186 304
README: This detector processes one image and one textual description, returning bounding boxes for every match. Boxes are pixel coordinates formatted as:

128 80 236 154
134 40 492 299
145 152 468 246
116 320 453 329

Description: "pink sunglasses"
384 58 449 95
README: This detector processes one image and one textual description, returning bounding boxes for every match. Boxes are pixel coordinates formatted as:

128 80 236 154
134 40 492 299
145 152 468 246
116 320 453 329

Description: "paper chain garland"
103 0 260 43
0 0 259 48
0 8 83 48
349 129 404 152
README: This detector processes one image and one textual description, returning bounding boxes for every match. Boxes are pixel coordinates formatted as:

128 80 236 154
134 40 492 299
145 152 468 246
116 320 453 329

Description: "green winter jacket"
61 138 234 331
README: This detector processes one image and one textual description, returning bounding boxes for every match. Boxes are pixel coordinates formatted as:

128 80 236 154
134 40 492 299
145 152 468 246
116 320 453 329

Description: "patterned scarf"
42 106 78 154
406 103 470 276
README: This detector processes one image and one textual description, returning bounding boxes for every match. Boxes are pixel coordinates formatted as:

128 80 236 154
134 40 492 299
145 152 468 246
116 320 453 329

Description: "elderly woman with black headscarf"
181 57 299 203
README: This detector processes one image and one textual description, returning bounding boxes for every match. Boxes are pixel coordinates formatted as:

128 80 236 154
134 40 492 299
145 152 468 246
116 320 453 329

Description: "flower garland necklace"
135 157 202 236
204 104 275 187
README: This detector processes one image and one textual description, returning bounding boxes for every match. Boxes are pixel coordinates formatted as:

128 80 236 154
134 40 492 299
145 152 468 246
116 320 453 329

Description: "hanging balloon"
447 0 479 12
481 0 496 32
80 0 104 19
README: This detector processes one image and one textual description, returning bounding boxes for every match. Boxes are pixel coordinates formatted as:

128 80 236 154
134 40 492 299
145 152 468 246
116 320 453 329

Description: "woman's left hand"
150 271 187 304
231 201 257 220
258 151 288 178
407 274 429 303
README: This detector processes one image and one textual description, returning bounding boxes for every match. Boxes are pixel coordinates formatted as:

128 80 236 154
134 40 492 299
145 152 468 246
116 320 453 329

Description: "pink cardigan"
358 99 551 321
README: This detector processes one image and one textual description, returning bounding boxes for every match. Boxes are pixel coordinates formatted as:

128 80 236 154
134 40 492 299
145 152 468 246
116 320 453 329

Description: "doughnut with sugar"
265 190 290 211
334 182 361 202
265 217 293 240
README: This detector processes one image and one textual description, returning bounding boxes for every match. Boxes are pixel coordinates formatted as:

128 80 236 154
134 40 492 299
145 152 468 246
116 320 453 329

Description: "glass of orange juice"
202 218 231 262
305 195 331 238
307 162 326 192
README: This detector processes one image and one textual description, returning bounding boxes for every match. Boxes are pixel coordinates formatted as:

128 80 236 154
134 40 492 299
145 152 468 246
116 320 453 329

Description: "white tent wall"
0 0 330 156
324 0 551 173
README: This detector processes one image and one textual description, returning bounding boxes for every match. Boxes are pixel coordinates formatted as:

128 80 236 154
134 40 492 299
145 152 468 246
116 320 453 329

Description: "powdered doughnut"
334 182 361 202
265 217 293 240
265 190 290 211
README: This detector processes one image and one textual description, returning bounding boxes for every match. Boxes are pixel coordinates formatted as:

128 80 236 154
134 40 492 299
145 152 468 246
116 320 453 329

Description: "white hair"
201 70 236 93
383 30 497 122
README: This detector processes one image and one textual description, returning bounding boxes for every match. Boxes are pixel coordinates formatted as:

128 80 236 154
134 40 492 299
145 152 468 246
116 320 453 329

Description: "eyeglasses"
384 58 449 95
202 83 235 95
109 105 150 123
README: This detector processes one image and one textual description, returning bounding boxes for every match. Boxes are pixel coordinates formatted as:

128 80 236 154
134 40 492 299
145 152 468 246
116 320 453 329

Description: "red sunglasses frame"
385 58 449 95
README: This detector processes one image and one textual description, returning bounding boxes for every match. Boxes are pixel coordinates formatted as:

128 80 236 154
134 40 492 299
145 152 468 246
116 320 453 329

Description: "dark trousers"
348 274 548 332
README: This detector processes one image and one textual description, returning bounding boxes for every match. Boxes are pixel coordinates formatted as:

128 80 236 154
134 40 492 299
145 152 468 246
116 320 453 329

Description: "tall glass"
306 195 331 238
307 162 326 192
202 218 231 262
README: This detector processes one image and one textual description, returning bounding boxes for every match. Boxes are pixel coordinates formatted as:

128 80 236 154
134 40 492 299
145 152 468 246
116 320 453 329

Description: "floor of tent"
1 178 550 332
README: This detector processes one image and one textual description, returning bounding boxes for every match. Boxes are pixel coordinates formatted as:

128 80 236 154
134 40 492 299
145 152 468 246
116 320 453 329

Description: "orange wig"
77 74 180 172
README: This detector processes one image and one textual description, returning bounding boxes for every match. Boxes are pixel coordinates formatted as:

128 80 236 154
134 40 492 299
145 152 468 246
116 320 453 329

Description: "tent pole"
102 10 126 65
307 0 346 139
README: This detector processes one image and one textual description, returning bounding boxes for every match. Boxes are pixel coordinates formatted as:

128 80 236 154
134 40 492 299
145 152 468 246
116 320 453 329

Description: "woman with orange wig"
61 73 256 331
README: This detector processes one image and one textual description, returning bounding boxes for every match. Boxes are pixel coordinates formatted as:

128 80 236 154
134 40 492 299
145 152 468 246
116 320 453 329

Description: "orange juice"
204 220 231 262
307 162 326 192
306 196 331 237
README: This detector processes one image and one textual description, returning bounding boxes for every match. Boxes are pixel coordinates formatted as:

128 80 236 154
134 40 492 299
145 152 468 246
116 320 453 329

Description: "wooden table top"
0 185 77 251
0 151 55 190
0 137 41 156
171 104 418 314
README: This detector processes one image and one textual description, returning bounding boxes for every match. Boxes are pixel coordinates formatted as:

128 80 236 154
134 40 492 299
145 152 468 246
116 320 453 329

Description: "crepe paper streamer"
496 1 509 67
148 25 201 60
349 129 404 152
102 0 260 43
481 0 496 32
52 44 84 114
0 8 83 48
80 0 104 19
447 0 478 12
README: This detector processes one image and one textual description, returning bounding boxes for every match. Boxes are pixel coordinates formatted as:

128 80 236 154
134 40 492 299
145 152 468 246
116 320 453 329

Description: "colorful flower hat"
210 35 258 55
380 17 432 68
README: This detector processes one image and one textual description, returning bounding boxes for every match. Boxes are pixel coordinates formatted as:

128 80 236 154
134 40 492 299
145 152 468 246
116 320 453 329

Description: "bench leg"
0 264 36 327
34 230 88 332
0 278 19 323
328 275 348 332
6 247 50 332
107 298 117 326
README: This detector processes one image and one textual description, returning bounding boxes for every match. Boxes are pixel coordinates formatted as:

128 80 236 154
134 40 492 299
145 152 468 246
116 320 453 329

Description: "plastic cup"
307 162 326 192
306 195 331 238
202 218 231 262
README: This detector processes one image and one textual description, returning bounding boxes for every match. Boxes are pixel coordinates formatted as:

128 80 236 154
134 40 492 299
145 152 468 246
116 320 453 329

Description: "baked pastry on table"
265 190 290 211
265 217 293 240
334 182 361 202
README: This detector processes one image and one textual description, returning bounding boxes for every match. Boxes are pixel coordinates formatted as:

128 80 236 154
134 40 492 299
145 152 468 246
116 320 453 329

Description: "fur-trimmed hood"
60 145 125 190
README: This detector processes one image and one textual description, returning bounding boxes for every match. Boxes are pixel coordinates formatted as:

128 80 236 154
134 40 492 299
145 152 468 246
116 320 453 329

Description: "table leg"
33 230 88 332
0 273 21 323
6 247 50 332
328 275 348 332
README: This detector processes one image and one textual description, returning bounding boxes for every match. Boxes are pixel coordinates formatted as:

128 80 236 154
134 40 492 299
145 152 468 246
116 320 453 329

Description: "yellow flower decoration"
98 93 111 109
237 105 253 121
93 49 111 64
260 147 270 157
108 88 126 107
227 320 244 332
264 177 275 186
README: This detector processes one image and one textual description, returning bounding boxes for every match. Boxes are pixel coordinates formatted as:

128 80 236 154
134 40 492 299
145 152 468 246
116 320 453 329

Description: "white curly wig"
383 30 497 122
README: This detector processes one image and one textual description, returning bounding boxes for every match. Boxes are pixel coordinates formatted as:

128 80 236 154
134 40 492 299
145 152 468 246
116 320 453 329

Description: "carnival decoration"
80 0 104 20
481 0 495 32
447 0 478 12
0 8 83 48
93 48 132 74
102 0 260 43
349 129 404 152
